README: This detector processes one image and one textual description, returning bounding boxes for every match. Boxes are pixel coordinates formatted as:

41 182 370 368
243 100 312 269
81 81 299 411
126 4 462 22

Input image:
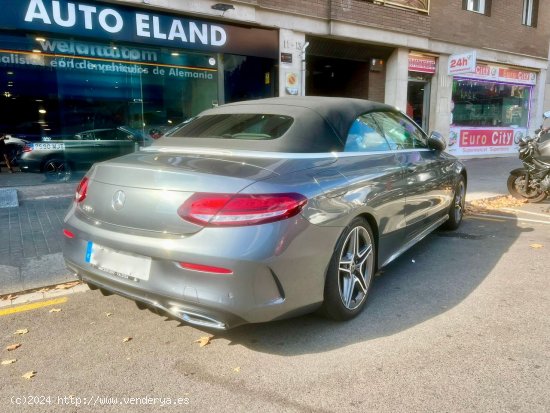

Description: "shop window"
0 34 219 139
223 55 276 103
462 0 491 15
451 80 531 128
522 0 538 27
0 34 221 176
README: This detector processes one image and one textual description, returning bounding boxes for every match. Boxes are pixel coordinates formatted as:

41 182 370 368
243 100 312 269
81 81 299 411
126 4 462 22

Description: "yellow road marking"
0 297 68 316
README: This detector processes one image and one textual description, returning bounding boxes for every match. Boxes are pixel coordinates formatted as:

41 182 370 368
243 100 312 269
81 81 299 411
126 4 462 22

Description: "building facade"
0 0 548 172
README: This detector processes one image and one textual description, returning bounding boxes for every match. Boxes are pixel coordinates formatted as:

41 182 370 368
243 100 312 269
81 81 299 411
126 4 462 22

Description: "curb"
0 283 90 309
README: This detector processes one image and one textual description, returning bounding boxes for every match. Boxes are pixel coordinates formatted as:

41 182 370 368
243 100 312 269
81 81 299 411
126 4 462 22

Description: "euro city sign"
448 51 477 75
0 0 278 58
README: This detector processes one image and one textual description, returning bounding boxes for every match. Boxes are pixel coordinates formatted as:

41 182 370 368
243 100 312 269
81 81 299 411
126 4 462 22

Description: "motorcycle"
507 111 550 203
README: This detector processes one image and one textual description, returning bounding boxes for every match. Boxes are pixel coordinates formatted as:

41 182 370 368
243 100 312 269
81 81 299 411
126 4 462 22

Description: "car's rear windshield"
169 114 293 140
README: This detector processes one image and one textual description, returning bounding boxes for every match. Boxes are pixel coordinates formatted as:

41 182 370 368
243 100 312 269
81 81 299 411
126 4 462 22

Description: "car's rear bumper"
62 207 342 329
65 261 246 329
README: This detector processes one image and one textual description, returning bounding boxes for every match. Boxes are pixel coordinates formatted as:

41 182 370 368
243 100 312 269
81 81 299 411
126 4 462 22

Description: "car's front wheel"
322 217 376 321
441 175 465 230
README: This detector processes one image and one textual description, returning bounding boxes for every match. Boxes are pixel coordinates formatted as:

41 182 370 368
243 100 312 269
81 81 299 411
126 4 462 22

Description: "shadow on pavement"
212 212 527 355
0 170 85 188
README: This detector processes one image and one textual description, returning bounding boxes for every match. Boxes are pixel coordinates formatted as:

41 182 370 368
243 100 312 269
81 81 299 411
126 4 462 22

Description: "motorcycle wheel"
507 173 547 203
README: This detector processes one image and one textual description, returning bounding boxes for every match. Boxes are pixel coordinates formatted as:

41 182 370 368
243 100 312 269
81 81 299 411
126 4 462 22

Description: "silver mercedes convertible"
62 97 466 329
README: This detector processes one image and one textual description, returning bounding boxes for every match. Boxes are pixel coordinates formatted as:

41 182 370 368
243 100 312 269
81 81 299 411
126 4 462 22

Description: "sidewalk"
0 171 82 295
462 155 522 201
0 156 522 296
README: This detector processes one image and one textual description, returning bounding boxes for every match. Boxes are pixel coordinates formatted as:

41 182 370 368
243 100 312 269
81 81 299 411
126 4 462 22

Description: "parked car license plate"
33 142 65 150
85 242 151 281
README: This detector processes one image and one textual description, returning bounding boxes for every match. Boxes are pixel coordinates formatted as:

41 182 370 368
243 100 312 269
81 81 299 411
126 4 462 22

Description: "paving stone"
0 188 18 208
0 264 22 295
20 253 74 291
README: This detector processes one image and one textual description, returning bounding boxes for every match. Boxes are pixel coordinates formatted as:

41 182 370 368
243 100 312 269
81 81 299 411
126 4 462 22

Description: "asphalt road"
1 212 549 413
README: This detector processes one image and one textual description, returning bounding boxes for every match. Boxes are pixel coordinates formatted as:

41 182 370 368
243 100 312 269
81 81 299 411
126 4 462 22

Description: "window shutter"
462 0 468 10
485 0 492 16
531 0 539 27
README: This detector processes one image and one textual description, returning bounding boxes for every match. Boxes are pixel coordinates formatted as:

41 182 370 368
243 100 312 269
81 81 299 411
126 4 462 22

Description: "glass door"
407 79 430 130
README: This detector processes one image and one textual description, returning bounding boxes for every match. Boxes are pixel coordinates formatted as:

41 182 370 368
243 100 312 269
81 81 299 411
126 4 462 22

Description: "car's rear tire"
44 159 72 182
441 175 465 231
321 217 376 321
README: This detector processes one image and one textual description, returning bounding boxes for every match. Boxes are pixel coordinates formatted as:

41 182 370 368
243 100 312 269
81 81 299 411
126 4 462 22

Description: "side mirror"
427 131 446 151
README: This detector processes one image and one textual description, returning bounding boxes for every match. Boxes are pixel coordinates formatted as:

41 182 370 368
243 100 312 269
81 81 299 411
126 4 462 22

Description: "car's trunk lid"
78 151 334 235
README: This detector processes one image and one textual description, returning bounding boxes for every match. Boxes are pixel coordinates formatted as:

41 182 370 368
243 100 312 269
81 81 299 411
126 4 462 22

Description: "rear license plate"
33 142 65 150
85 241 151 281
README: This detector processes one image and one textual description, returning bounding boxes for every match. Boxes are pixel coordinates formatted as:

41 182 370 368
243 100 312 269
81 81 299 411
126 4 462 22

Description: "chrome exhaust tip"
170 307 227 330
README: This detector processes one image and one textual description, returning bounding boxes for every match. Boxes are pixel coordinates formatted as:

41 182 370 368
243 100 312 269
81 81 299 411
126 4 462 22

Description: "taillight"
63 229 75 239
178 193 307 226
23 144 33 152
179 262 233 274
75 177 89 203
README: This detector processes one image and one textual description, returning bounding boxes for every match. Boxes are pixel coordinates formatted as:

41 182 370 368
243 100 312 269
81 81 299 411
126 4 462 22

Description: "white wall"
429 55 452 137
384 48 408 110
278 29 306 96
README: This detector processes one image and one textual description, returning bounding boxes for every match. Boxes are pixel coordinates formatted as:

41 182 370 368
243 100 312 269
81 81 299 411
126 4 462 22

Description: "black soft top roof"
161 96 397 153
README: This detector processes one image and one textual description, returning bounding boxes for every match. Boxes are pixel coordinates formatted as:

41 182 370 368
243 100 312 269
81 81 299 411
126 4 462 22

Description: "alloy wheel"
454 180 465 223
44 160 71 182
337 226 374 310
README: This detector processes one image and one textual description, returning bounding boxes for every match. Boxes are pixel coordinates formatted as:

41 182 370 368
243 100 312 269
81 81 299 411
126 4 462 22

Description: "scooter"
507 111 550 203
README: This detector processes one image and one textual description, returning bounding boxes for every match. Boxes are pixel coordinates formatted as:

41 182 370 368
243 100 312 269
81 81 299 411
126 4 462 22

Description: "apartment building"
0 0 548 159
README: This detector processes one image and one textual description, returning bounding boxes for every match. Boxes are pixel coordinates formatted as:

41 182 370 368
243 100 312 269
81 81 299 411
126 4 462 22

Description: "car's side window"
344 114 391 152
79 132 94 141
369 111 427 150
114 130 133 141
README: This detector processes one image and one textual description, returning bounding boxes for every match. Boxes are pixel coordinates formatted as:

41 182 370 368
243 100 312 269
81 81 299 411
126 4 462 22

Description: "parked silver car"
18 126 153 181
62 97 466 329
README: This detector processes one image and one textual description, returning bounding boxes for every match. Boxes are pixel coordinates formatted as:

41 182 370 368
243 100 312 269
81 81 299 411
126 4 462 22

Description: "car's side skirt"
380 215 448 268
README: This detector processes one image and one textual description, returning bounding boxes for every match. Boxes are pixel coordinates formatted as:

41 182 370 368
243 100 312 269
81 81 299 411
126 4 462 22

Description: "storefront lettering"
498 68 534 82
22 0 227 47
135 14 226 46
25 0 123 33
458 64 537 86
167 68 213 79
408 56 436 74
460 129 514 147
39 39 158 62
0 50 215 80
475 65 491 76
448 51 476 75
